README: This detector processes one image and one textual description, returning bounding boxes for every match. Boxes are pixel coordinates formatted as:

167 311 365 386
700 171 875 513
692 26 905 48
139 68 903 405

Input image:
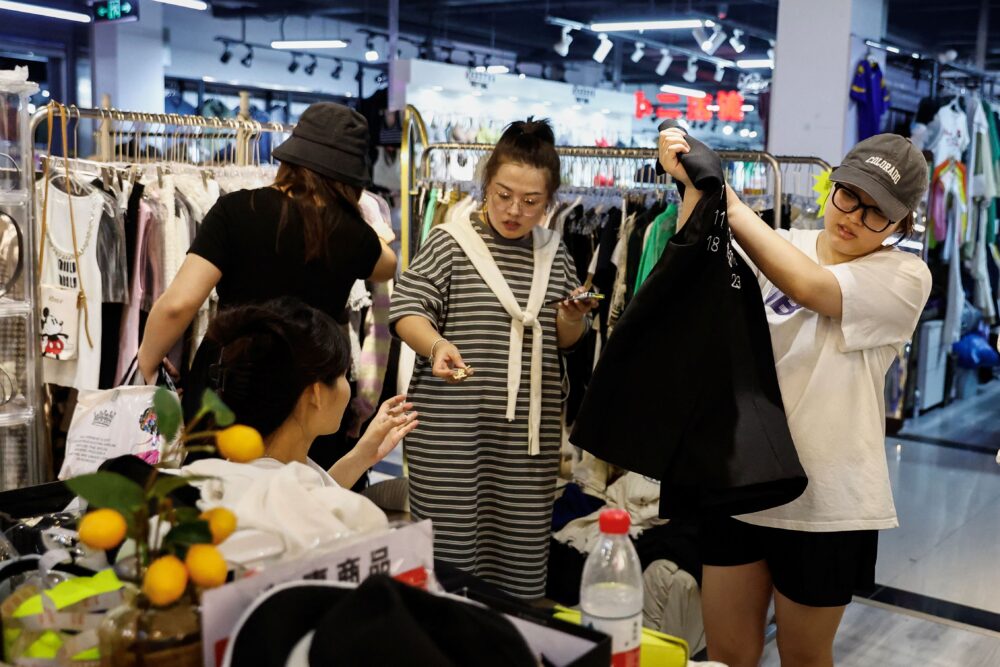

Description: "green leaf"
201 389 235 427
150 474 193 501
153 387 182 442
162 520 213 553
65 473 145 515
174 507 202 524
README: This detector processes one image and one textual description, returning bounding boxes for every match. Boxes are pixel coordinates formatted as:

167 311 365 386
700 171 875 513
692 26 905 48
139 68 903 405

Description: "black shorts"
699 516 878 607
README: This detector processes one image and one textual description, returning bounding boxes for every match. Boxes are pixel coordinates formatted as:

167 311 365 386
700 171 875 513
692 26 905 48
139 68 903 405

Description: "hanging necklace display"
37 104 94 362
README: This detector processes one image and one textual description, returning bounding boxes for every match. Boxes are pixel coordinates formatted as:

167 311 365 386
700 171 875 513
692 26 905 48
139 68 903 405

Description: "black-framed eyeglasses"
830 183 893 233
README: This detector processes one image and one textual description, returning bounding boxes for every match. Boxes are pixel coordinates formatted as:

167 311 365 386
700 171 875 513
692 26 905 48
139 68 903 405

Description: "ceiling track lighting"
729 29 746 54
682 56 699 83
240 45 254 68
593 33 613 64
700 25 727 55
288 53 300 73
304 54 318 76
631 41 645 63
554 26 574 57
714 64 726 82
656 48 674 76
365 36 380 62
219 42 233 64
331 59 343 79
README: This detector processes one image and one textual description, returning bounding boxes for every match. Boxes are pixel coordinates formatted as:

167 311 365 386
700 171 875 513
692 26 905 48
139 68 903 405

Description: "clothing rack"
14 103 294 488
400 104 784 269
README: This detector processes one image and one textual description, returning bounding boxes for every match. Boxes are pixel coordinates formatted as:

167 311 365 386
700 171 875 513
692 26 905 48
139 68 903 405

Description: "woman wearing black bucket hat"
659 130 932 667
139 102 398 481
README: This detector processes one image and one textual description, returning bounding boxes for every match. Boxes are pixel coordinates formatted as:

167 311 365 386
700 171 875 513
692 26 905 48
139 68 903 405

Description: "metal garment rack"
13 103 294 488
400 104 783 269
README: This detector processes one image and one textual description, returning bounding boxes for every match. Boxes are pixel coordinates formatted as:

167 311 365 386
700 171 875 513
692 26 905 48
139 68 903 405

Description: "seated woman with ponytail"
196 297 417 487
184 298 418 556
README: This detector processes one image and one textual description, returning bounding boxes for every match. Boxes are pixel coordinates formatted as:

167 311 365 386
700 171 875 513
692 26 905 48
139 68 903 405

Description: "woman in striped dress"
390 120 597 599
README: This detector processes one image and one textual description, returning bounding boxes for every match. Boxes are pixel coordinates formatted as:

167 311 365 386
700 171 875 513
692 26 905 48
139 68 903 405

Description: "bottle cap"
599 508 631 535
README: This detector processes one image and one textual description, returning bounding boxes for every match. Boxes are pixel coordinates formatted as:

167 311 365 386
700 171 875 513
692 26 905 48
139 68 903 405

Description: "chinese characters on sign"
635 90 746 123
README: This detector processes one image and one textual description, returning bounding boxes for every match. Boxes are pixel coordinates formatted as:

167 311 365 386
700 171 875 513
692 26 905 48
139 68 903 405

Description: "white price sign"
201 520 434 667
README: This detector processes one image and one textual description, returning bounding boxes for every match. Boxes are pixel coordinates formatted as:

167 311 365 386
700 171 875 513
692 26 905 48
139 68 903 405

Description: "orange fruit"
200 507 237 545
143 555 188 607
78 508 128 551
215 425 265 463
185 544 228 589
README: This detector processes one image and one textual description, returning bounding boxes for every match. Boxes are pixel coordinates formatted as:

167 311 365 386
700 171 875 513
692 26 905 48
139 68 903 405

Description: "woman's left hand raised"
356 394 419 466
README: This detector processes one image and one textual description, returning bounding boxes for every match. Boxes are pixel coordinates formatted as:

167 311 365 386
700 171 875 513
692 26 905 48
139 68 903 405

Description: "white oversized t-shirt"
736 229 931 532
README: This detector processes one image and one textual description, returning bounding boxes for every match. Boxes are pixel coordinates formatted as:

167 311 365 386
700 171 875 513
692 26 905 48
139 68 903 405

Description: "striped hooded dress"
389 213 580 599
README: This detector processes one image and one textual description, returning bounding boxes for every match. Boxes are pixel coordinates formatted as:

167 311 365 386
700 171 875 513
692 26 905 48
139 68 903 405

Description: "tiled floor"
878 406 1000 616
900 380 1000 452
760 600 1000 667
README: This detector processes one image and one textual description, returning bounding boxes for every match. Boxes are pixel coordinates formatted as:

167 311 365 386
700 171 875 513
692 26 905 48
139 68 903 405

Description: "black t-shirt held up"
188 186 381 322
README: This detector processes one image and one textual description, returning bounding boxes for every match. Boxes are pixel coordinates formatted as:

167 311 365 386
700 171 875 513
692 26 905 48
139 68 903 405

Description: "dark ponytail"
482 118 561 198
206 298 351 438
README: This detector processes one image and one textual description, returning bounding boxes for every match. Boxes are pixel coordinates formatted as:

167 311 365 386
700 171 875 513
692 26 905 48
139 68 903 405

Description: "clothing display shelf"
4 103 296 491
0 79 41 492
399 104 785 270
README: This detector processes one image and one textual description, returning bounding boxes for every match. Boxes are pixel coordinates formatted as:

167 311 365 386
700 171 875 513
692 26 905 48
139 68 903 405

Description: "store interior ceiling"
47 0 1000 88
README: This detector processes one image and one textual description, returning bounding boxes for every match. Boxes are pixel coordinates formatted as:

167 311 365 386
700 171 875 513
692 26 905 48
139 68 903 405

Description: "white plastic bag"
58 385 177 479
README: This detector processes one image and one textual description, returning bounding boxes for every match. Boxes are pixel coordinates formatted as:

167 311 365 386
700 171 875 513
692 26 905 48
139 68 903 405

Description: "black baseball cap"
272 102 371 188
829 134 928 222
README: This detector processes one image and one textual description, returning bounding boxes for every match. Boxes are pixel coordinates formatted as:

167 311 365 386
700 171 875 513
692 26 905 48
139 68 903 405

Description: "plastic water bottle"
580 508 643 667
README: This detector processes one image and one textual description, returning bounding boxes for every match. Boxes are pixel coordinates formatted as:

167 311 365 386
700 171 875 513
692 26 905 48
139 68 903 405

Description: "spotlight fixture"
288 53 300 73
722 125 734 135
655 48 674 76
441 46 454 63
365 36 379 62
682 56 699 83
729 29 746 54
304 54 318 76
698 25 727 55
714 64 726 82
240 45 254 68
593 33 613 64
631 41 645 63
692 26 710 49
554 26 574 57
331 59 343 79
219 42 232 64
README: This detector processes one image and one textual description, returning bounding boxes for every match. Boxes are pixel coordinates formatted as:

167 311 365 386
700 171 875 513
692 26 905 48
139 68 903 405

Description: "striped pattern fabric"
390 215 579 599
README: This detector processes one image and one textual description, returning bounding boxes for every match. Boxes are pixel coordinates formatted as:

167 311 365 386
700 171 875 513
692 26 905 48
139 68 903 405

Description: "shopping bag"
58 368 179 480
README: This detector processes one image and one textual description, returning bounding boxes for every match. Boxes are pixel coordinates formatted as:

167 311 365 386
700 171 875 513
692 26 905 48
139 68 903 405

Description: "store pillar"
767 0 886 163
91 0 166 113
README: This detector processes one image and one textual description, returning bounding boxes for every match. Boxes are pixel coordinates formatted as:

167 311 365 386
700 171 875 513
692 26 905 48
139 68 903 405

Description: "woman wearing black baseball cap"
659 130 931 667
139 102 398 481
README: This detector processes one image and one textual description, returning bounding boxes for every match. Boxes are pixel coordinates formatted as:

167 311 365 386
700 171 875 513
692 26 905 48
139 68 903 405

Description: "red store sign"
635 89 746 123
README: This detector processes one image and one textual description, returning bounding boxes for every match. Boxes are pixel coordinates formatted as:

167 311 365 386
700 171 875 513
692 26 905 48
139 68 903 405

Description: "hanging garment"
849 58 890 141
38 185 105 391
634 203 679 291
926 100 970 168
570 125 806 519
389 214 580 600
